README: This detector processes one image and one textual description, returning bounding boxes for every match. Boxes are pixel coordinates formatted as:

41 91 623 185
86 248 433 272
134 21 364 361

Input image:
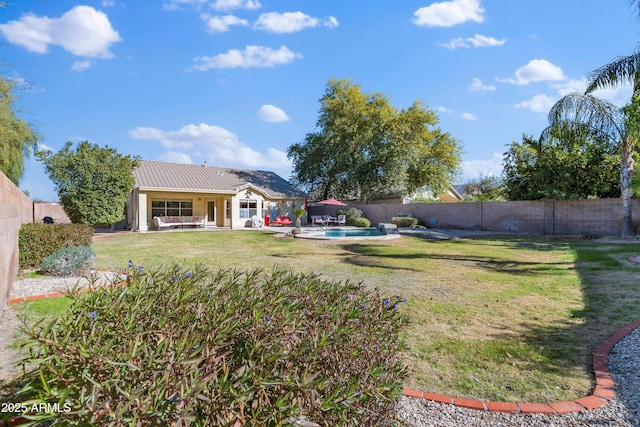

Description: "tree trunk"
620 136 635 238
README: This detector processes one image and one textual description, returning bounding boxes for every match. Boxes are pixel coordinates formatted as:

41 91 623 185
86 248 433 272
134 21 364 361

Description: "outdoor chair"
311 215 326 226
336 215 346 226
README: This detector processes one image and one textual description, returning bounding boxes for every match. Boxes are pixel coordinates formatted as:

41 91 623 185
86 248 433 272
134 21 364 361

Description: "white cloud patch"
212 0 261 11
441 34 505 49
201 13 249 32
129 123 290 171
499 59 565 85
258 105 290 122
191 45 302 70
157 151 193 164
461 112 478 121
162 0 208 11
515 94 556 113
413 0 485 28
469 77 495 91
461 152 504 182
71 60 92 72
102 0 116 6
437 106 453 113
254 12 339 33
0 6 121 58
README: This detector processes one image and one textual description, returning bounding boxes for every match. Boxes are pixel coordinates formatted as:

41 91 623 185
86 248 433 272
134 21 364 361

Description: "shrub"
391 216 418 228
19 223 93 269
17 265 409 426
354 217 371 227
40 245 96 277
336 207 363 226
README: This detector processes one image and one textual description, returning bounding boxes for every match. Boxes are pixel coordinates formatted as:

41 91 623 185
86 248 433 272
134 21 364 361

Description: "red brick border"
403 320 640 415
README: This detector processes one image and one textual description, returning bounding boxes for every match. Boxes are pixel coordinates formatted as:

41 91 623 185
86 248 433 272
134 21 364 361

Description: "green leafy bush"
19 223 93 269
40 245 95 277
17 265 408 426
336 207 363 225
391 216 418 228
354 217 371 227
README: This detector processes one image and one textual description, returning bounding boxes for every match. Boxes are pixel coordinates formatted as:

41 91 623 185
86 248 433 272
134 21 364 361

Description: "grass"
18 230 640 403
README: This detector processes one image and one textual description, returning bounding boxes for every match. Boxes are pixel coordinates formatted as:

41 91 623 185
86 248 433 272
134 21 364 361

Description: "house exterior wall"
0 172 33 313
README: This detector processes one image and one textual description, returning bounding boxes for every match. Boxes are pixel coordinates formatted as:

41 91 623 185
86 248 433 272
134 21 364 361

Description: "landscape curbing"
402 319 640 415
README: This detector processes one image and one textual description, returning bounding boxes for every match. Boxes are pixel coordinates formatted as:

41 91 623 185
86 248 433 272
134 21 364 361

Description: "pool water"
324 227 384 237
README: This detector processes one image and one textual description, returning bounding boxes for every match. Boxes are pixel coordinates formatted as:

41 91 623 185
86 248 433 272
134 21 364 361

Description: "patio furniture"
311 215 326 227
154 216 205 229
322 215 336 225
272 215 293 226
336 215 346 226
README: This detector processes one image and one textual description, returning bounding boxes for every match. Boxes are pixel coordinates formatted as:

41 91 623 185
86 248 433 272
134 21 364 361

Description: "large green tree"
36 141 140 226
0 75 40 185
288 78 462 203
504 130 621 201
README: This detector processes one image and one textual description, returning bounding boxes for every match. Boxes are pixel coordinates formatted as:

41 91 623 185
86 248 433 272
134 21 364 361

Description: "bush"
19 223 93 269
391 216 418 228
40 245 96 277
354 217 371 228
17 265 409 426
336 207 363 226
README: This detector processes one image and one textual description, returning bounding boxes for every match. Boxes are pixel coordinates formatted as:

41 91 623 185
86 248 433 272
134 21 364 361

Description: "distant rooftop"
133 160 307 199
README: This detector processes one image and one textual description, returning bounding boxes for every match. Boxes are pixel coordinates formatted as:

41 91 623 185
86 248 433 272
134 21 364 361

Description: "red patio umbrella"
317 198 347 206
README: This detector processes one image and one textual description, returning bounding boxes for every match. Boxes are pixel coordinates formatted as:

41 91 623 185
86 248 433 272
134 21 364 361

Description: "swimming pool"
325 227 384 237
296 227 401 240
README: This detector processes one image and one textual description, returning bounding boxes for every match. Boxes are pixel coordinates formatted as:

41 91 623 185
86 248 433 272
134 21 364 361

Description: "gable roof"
133 160 307 199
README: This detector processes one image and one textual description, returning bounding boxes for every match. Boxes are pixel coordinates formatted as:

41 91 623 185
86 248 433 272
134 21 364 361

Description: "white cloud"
441 34 505 49
157 151 193 164
461 112 478 121
71 60 92 72
515 94 556 113
499 59 565 85
469 77 495 91
102 0 116 6
461 152 503 182
162 0 208 11
437 106 453 113
201 14 249 33
258 104 290 122
413 0 485 28
191 45 302 70
254 12 339 33
212 0 261 11
129 123 290 171
0 6 121 58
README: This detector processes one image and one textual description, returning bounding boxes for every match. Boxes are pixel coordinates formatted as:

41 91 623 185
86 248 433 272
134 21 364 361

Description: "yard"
17 230 640 403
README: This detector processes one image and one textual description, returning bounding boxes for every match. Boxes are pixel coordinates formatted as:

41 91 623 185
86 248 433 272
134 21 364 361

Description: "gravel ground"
395 326 640 426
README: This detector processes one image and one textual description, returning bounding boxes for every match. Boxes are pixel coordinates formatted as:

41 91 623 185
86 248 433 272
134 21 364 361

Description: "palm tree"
541 46 640 238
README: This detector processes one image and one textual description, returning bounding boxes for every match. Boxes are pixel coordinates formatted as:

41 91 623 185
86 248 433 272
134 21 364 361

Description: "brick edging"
403 320 640 414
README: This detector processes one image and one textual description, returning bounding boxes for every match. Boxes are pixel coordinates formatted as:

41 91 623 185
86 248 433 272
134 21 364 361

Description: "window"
239 199 257 219
151 199 193 217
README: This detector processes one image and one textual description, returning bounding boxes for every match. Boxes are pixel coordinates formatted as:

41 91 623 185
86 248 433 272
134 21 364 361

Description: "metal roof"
133 160 307 199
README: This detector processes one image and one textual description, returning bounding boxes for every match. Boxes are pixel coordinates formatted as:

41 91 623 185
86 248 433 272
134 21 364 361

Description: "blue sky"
2 0 638 201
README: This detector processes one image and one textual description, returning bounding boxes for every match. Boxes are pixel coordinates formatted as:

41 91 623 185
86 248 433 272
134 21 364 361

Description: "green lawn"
27 230 640 402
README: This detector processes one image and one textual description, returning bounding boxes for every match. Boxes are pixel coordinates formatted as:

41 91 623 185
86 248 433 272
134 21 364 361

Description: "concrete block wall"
351 198 640 237
34 202 70 224
0 172 33 311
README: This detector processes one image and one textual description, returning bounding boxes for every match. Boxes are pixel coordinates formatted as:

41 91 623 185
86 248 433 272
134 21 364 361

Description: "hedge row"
18 223 94 269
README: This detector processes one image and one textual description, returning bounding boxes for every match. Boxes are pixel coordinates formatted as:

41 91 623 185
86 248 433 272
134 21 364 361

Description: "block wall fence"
0 172 33 312
345 198 640 236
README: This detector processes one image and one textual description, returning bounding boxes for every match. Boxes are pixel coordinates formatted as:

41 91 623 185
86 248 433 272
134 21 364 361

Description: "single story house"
127 160 307 231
